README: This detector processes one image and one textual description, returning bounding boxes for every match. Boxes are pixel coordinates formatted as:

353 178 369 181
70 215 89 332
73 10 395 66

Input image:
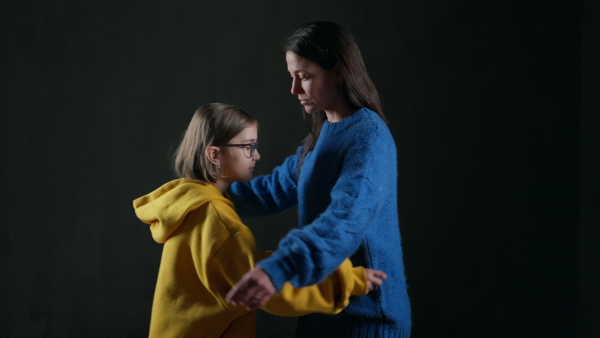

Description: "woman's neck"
324 100 357 123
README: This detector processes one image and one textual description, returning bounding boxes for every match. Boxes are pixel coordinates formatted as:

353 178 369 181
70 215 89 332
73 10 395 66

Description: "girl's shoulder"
207 198 246 227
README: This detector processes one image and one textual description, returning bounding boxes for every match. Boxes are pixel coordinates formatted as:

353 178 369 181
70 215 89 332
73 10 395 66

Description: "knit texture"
230 108 411 336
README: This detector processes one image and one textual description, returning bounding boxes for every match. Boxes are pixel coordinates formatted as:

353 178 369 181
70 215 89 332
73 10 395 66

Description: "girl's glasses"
224 142 258 158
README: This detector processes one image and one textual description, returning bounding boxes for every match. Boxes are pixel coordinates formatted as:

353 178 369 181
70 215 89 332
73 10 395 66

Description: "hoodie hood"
133 178 232 243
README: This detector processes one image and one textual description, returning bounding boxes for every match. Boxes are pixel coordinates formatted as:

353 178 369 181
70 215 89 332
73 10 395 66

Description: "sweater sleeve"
228 151 300 217
204 201 369 317
257 125 395 290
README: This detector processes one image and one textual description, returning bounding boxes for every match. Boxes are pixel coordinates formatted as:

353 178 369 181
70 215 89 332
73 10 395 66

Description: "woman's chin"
303 107 317 114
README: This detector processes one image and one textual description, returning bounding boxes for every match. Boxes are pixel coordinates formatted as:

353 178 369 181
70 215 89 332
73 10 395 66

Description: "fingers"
225 272 252 305
243 289 271 311
365 269 388 291
238 285 268 310
371 269 388 282
226 266 276 310
371 276 384 287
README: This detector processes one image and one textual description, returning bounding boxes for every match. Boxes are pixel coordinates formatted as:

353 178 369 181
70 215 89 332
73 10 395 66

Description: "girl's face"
220 124 260 183
286 51 343 116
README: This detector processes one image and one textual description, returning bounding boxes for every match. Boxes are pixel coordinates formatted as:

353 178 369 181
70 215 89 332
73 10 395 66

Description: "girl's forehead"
230 125 258 142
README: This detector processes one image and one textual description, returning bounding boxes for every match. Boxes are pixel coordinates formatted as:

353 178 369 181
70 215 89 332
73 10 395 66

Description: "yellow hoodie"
133 178 368 338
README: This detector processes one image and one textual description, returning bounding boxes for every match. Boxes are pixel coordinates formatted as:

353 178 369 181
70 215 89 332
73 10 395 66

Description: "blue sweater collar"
322 107 371 136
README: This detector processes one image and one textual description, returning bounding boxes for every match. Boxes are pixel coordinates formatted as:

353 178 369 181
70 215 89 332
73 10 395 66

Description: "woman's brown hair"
283 21 386 169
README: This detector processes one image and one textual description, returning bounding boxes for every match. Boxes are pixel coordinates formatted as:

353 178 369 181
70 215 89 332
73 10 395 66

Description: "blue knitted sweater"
229 108 411 337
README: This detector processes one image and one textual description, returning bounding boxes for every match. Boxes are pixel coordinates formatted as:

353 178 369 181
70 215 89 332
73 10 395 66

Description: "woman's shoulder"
359 108 390 130
345 108 395 144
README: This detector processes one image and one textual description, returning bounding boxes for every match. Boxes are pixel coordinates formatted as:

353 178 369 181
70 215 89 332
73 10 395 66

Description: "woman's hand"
226 266 276 310
364 269 387 292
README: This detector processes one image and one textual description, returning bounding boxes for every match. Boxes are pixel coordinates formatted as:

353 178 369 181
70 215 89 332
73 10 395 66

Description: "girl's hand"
226 266 276 310
364 269 387 292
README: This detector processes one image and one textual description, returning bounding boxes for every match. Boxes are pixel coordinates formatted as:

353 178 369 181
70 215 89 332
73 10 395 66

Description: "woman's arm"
227 173 382 308
227 126 397 307
205 202 386 315
228 151 300 217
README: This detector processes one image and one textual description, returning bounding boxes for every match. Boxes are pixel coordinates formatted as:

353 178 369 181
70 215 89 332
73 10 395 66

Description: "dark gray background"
1 0 598 337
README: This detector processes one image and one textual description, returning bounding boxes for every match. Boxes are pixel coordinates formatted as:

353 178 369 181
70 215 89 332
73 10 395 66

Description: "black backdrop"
1 1 598 337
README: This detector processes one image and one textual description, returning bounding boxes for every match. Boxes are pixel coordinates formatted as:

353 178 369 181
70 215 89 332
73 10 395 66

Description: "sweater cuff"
256 254 294 292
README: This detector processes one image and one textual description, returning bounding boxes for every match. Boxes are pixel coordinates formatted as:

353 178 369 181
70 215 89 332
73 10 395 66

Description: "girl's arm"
262 260 386 316
204 204 385 316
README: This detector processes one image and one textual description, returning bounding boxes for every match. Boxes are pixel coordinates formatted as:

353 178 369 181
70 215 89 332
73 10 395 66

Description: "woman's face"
286 51 342 115
220 124 260 183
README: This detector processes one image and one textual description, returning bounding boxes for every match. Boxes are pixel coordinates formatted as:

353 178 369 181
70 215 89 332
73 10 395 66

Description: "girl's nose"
253 149 261 161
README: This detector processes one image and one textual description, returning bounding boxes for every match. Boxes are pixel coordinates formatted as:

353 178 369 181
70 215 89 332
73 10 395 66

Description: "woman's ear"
205 146 221 166
333 66 343 85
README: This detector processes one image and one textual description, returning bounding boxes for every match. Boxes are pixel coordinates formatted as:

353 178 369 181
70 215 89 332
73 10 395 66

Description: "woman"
226 22 411 337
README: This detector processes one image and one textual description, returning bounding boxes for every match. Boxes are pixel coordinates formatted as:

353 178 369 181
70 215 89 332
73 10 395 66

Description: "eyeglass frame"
223 142 258 158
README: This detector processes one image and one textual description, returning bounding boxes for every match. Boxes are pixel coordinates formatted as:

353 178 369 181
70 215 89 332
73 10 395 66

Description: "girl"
225 22 412 337
133 103 386 338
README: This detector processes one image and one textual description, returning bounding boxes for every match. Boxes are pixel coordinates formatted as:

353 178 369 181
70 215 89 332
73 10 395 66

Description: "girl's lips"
299 99 309 105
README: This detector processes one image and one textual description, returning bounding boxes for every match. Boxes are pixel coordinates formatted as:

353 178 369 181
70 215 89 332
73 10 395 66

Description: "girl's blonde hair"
174 103 257 182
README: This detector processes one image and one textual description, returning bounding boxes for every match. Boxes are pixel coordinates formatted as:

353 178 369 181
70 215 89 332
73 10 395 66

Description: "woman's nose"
253 150 261 161
290 78 304 95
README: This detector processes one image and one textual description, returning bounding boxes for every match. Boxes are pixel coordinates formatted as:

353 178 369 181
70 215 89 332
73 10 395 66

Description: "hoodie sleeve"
203 200 368 316
261 260 368 317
